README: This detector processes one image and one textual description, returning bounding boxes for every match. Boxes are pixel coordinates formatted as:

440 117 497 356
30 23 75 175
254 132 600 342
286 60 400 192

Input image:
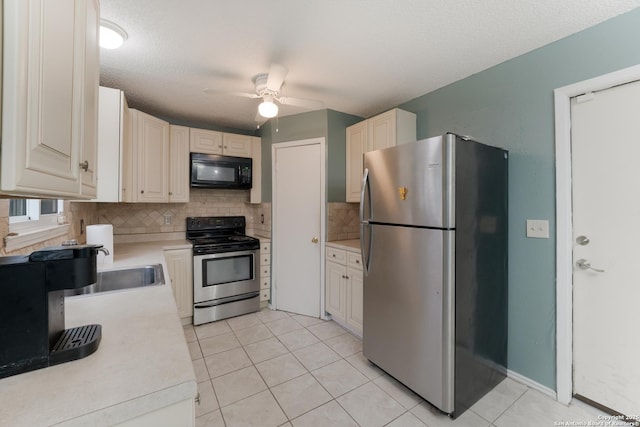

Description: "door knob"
576 235 590 246
311 237 318 244
576 258 604 273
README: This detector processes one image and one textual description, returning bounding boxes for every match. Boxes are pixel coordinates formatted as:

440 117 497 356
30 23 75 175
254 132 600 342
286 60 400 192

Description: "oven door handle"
194 291 260 308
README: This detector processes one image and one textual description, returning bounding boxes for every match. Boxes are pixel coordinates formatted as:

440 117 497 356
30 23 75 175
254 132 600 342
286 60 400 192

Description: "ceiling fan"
204 63 324 120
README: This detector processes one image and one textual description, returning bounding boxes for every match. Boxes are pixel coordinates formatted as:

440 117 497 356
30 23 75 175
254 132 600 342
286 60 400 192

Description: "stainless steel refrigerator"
360 133 508 417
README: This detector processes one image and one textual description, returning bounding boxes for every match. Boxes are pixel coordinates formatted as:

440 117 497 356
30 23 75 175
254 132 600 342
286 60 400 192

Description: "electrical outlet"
526 219 549 239
164 214 172 225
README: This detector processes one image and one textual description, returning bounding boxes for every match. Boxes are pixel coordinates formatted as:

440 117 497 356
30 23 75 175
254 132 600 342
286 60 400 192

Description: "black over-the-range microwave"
190 153 252 189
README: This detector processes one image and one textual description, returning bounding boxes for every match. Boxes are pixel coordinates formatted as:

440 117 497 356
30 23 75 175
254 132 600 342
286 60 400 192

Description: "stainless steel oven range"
187 216 260 325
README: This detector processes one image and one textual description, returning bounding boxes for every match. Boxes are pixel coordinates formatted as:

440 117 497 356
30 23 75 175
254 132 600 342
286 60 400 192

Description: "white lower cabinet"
325 245 363 336
164 248 193 322
259 239 271 306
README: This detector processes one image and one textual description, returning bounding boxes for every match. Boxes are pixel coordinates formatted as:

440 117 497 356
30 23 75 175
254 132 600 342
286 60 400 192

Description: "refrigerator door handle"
360 222 372 275
360 168 372 274
359 168 370 222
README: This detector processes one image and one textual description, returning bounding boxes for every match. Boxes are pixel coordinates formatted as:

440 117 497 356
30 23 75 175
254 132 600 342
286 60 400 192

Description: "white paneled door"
571 80 640 416
272 138 325 318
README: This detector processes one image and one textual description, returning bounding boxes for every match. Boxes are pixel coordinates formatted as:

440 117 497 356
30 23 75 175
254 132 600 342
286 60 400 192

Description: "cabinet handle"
79 160 89 171
168 192 173 195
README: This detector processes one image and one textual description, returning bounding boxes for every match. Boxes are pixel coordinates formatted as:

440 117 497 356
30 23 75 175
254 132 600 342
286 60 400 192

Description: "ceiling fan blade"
277 96 324 110
203 88 259 98
266 63 288 92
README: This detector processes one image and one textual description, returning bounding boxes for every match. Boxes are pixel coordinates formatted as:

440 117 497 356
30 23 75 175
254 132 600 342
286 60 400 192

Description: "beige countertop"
0 240 196 426
326 239 361 252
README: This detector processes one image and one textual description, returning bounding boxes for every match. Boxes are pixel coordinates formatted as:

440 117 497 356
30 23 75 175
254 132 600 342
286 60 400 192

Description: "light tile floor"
184 309 626 427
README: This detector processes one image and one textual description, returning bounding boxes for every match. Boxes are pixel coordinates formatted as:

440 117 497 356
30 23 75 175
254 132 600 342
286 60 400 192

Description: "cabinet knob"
79 160 89 171
356 259 360 264
332 254 336 258
141 190 144 194
224 145 228 149
168 192 173 195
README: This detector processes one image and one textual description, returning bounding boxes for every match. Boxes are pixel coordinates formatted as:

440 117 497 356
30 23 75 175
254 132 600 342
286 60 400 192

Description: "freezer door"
362 223 454 413
362 134 455 228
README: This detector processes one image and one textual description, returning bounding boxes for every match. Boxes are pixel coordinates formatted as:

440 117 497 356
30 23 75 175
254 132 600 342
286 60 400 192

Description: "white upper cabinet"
189 128 253 158
345 108 416 202
130 109 170 203
345 121 367 203
1 0 99 199
190 128 223 154
250 136 262 204
169 125 190 203
222 133 252 157
96 86 130 202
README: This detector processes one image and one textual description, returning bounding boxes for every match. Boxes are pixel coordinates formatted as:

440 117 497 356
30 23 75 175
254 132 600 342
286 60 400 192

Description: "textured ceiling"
99 0 640 132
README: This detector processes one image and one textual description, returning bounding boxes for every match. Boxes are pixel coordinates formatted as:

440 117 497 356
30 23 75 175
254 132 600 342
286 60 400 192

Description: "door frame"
271 137 327 316
554 64 640 405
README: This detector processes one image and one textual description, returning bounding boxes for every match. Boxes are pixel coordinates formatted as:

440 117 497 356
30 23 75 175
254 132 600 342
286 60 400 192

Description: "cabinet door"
96 86 124 202
78 0 100 197
1 0 84 197
346 121 367 202
169 125 190 202
134 111 169 202
190 129 222 154
164 249 194 320
326 261 347 322
250 137 262 204
222 133 252 157
346 267 363 334
368 110 397 152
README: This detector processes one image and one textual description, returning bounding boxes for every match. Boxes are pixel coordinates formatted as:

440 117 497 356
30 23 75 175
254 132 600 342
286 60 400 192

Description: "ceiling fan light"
100 19 128 49
258 100 278 118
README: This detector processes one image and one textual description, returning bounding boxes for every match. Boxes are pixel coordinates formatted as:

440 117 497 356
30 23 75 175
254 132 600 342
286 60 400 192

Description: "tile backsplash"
95 189 271 238
327 203 360 241
2 190 358 256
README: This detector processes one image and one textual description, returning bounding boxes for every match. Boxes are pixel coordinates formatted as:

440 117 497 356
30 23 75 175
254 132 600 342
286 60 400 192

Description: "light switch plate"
526 219 549 238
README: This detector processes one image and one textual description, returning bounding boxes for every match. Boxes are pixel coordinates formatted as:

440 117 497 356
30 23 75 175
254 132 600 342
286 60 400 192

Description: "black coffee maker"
0 244 106 379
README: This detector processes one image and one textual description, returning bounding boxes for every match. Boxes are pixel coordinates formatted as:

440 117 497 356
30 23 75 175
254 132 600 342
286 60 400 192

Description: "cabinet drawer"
260 288 271 302
260 253 271 266
347 252 363 270
260 278 270 290
260 242 271 254
326 247 346 263
260 265 271 277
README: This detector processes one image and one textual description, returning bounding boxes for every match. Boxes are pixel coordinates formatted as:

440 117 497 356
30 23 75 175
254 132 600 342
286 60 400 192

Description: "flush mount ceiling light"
258 95 279 118
100 19 128 49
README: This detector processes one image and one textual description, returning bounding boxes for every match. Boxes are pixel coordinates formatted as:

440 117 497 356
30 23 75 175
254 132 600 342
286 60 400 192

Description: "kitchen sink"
66 264 165 296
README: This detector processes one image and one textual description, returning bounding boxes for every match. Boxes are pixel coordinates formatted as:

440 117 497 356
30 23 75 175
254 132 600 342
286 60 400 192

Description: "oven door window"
203 254 253 286
195 163 235 183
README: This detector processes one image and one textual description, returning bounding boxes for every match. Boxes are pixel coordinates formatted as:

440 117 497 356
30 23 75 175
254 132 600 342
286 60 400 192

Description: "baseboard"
508 369 557 401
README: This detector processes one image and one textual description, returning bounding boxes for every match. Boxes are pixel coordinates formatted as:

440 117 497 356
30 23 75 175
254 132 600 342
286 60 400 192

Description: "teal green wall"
260 109 361 202
399 8 640 389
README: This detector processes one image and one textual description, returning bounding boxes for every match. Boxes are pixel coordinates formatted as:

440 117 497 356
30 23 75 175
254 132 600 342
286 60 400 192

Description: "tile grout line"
191 310 412 426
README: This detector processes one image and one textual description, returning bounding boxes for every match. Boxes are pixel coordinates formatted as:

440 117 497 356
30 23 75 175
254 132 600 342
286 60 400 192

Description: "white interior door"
571 80 640 416
272 139 325 317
